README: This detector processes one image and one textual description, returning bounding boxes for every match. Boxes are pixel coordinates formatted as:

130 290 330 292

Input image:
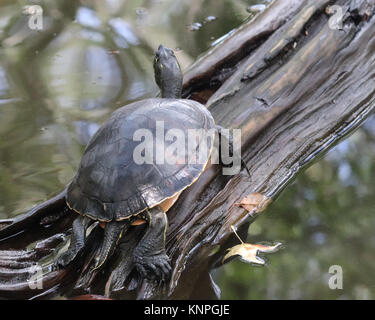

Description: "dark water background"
0 0 374 299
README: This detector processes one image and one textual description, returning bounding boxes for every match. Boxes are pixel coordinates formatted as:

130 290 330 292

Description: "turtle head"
154 45 183 99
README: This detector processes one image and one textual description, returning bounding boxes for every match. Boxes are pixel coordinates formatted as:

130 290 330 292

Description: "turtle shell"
67 98 215 222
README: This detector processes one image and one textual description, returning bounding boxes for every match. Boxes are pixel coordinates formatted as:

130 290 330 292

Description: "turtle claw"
53 215 90 270
135 252 171 282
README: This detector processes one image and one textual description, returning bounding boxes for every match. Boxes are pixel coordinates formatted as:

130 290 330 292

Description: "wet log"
0 0 375 299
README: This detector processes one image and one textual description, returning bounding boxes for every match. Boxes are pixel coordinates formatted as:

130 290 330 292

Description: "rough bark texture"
0 0 374 300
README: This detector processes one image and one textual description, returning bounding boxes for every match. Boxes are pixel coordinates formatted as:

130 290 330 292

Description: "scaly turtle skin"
55 45 239 282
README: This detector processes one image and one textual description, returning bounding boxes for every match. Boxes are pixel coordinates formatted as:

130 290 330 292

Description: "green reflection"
0 0 258 220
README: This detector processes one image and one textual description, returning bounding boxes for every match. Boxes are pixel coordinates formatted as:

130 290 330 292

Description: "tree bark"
0 0 374 300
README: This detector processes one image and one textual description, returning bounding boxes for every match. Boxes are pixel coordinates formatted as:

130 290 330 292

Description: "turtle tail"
92 220 128 271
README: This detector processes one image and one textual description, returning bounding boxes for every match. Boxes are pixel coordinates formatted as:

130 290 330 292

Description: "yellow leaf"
223 242 282 265
223 226 282 265
234 192 271 215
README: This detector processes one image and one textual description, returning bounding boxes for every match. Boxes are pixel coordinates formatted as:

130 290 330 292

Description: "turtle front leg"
55 215 91 268
133 206 171 282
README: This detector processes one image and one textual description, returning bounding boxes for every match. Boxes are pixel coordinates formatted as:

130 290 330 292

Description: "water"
0 0 258 218
0 0 374 300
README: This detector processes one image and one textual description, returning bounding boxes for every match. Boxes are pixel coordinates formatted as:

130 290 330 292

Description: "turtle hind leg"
92 220 129 271
133 206 171 282
55 215 91 268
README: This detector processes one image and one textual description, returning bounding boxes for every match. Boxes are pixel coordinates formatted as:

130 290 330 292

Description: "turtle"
55 44 247 281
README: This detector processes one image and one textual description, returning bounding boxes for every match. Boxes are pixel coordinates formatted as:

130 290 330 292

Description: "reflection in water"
73 120 101 146
0 0 254 220
109 18 140 47
0 67 9 96
0 0 374 300
75 7 102 29
42 41 122 110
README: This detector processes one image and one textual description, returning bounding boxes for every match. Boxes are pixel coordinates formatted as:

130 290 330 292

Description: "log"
0 0 374 299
